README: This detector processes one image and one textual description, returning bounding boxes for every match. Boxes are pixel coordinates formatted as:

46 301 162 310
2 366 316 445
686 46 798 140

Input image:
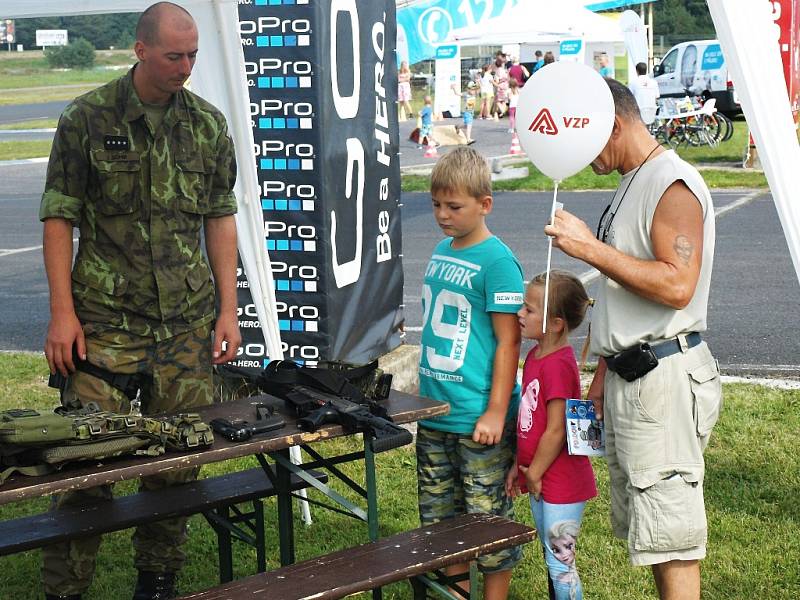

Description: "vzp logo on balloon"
528 108 593 136
528 108 559 135
516 62 615 182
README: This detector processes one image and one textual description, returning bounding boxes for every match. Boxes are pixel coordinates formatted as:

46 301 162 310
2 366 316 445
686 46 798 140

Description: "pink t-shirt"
516 345 597 503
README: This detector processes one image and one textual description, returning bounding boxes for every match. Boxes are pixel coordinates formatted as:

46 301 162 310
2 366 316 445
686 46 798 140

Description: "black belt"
604 332 702 382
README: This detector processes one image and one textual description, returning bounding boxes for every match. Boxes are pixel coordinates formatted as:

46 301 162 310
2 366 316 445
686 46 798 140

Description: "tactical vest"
0 405 214 485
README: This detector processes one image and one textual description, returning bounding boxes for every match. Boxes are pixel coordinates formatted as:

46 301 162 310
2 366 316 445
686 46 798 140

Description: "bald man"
40 3 239 599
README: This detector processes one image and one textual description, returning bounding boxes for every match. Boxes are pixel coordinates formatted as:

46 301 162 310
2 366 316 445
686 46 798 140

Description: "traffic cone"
509 132 523 155
423 139 439 159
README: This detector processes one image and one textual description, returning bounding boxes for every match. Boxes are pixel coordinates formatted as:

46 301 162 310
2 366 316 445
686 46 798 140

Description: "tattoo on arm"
673 235 694 265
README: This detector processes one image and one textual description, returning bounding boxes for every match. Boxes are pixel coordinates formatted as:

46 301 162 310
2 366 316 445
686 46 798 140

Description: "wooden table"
0 390 448 595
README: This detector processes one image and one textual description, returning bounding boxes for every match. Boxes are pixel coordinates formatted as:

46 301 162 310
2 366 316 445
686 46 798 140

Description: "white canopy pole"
706 0 800 285
199 0 311 526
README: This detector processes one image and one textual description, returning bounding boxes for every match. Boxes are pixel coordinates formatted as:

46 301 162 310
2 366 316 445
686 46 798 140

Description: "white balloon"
516 62 615 182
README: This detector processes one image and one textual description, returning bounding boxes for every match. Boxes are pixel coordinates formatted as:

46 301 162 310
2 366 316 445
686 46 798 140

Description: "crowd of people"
403 49 634 147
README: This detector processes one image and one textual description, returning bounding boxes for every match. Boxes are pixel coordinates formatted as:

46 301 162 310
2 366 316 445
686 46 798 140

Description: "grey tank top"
590 149 715 356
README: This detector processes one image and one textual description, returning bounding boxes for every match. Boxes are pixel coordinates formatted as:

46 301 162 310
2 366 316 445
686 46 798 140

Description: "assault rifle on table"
218 360 412 453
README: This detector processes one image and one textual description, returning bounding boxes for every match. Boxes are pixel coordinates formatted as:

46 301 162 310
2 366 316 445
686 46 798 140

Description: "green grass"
0 140 52 161
0 84 103 106
0 119 58 130
0 50 133 106
674 119 749 164
402 164 767 193
0 50 135 91
0 353 798 599
0 68 125 92
697 169 768 188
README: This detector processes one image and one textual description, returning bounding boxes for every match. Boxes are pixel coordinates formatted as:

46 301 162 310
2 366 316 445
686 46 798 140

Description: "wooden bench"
177 513 536 600
0 467 328 582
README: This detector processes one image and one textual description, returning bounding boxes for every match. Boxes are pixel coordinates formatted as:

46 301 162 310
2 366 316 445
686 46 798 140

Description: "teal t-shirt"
418 236 524 434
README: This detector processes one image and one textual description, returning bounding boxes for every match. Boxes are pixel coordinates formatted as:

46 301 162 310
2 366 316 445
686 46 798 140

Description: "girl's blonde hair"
529 270 590 332
530 271 593 366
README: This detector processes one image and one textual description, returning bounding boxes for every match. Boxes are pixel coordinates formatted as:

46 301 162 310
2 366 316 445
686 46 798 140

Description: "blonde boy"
417 147 524 599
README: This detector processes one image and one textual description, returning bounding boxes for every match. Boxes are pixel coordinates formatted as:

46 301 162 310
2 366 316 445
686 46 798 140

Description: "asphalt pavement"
0 101 68 126
1 101 797 377
1 157 797 376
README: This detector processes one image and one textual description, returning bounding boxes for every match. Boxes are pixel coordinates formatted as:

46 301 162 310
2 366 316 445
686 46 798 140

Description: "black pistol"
210 404 285 442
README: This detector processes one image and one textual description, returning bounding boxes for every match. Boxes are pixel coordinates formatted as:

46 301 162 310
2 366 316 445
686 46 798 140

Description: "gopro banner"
235 0 403 369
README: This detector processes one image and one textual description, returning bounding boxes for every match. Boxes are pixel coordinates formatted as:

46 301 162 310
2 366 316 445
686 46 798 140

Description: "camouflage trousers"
42 323 213 596
416 425 522 573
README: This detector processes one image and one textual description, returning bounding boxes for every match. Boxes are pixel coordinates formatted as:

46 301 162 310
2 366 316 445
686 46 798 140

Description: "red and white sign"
528 108 559 135
772 0 800 118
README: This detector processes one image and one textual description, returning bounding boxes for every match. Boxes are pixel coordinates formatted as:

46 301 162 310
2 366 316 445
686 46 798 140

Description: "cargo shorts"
416 425 522 573
603 341 722 566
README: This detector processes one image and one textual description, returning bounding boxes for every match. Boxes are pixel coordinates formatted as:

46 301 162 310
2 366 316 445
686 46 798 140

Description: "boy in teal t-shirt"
417 146 524 599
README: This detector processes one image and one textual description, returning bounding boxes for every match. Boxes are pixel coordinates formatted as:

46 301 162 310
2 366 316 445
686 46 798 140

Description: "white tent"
447 0 624 46
707 1 800 286
4 0 283 364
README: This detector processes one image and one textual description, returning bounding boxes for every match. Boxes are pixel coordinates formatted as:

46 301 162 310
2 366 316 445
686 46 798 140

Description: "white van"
653 40 741 116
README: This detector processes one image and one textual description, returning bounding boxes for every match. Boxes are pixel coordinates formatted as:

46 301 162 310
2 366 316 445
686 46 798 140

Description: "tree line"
8 14 139 50
5 2 715 53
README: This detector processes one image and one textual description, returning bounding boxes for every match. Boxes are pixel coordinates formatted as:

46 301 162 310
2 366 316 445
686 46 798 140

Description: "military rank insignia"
104 135 130 151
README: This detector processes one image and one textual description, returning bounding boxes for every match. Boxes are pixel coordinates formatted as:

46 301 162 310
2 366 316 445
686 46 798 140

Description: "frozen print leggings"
529 497 586 600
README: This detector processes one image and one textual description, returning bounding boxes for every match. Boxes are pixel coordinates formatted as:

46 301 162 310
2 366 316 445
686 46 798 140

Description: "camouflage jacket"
40 67 238 341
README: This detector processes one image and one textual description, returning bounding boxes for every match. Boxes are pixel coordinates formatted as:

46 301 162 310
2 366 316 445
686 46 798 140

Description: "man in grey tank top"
545 79 721 600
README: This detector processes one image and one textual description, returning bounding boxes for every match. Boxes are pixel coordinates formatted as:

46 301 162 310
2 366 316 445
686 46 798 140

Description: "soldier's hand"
45 313 85 377
212 312 241 365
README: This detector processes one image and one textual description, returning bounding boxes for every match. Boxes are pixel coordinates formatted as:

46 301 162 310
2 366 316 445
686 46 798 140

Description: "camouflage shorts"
61 322 214 414
416 425 522 573
43 324 213 595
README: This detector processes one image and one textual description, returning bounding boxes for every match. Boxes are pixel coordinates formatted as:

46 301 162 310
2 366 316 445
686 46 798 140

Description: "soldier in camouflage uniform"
39 4 240 599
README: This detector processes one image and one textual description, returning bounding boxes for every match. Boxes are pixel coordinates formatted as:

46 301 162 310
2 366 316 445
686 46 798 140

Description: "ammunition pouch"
0 406 213 485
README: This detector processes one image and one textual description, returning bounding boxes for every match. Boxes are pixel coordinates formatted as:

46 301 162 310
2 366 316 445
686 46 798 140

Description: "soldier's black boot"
132 571 176 600
44 595 82 600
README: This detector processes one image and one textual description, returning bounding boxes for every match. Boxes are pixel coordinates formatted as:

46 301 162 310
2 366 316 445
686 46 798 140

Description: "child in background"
507 78 520 133
506 270 597 600
418 146 525 599
419 95 435 148
480 64 495 119
454 81 478 144
397 60 414 119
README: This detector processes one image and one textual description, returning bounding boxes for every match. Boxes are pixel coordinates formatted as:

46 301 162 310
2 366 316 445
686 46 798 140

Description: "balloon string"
543 181 560 334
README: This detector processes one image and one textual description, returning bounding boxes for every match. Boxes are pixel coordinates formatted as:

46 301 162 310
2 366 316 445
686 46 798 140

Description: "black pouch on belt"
606 344 659 382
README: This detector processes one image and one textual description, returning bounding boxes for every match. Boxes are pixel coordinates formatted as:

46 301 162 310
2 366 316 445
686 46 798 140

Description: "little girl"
397 61 413 119
507 78 520 133
506 270 596 600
